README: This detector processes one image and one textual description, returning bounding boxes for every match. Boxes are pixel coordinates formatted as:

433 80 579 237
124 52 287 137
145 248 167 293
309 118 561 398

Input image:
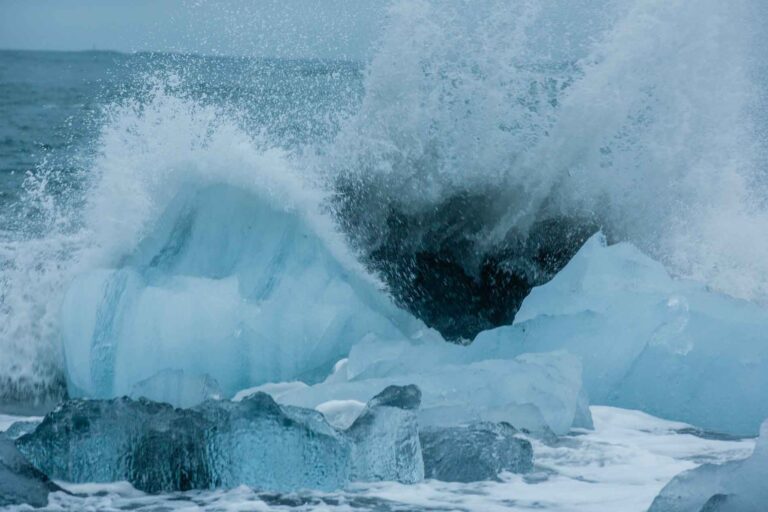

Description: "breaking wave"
1 0 767 406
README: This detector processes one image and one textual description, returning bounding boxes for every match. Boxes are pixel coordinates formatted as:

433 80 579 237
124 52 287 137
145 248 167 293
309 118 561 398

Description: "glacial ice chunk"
17 397 177 485
16 394 352 492
420 422 533 482
0 436 62 508
277 350 588 435
648 419 768 512
471 233 768 436
346 385 424 484
196 393 351 491
16 386 427 492
60 184 421 400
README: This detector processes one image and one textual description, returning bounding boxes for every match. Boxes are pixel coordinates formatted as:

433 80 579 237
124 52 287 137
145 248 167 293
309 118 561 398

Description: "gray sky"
0 0 386 60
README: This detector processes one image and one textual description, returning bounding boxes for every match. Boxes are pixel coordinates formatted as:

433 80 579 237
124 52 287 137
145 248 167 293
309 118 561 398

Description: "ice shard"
420 422 533 482
648 419 768 512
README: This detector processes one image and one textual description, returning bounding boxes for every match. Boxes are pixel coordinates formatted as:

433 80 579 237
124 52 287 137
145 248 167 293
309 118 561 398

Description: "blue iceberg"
15 385 425 493
60 184 421 400
272 349 590 436
648 419 768 511
320 233 762 438
16 394 351 492
472 234 768 436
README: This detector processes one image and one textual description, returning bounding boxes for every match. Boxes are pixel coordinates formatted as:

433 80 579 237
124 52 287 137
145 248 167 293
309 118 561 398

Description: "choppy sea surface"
0 49 361 228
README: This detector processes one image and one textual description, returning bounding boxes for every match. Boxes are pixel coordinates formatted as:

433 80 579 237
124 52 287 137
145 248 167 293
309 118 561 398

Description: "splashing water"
1 0 767 405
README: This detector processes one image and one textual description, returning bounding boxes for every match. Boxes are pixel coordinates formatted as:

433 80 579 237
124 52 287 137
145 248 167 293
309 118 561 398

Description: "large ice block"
275 350 589 435
16 397 175 485
60 184 421 399
16 394 352 492
16 386 427 493
648 419 768 512
471 234 768 436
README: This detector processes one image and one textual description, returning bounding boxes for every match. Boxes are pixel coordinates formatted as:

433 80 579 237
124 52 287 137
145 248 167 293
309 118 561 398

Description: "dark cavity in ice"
332 185 596 341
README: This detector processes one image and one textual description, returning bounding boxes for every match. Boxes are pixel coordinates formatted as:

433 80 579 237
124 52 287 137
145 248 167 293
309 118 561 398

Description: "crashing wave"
1 0 767 412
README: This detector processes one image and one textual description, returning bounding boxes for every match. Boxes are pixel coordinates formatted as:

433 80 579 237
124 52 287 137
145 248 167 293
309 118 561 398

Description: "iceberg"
16 385 425 493
284 232 767 438
469 234 768 436
16 396 209 488
275 350 589 436
60 184 421 400
420 422 533 482
0 436 62 508
16 393 351 492
648 419 768 512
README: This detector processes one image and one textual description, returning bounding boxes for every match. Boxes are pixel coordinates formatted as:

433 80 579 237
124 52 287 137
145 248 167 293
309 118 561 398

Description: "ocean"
1 0 767 509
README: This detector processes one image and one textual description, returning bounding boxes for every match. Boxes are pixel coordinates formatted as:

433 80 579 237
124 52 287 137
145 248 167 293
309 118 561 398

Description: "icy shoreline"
2 406 753 512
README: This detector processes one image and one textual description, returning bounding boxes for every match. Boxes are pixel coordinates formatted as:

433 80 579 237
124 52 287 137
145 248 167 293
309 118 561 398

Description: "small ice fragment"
420 422 533 482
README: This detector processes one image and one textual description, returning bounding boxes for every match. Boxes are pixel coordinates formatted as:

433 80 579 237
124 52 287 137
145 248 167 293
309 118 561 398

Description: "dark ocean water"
0 50 363 231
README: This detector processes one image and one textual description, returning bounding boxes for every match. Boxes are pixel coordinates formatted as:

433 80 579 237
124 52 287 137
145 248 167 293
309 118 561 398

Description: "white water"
331 0 768 299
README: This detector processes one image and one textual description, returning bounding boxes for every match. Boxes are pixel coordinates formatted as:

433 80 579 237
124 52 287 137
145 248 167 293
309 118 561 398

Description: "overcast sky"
0 0 386 60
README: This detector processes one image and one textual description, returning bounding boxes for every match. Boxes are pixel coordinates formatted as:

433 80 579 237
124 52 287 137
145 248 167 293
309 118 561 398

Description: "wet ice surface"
1 406 754 512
